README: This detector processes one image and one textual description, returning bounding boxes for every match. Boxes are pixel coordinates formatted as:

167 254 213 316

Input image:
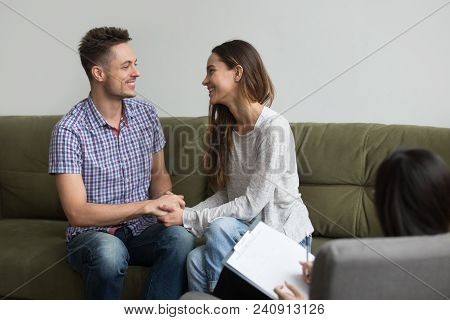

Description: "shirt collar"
87 94 107 129
122 98 135 122
87 94 135 129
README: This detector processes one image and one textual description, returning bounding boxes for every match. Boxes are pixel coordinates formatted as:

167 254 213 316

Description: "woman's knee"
204 217 245 242
161 225 196 255
186 246 204 273
186 246 209 292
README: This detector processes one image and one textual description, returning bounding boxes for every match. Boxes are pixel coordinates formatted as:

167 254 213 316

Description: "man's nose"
132 65 140 77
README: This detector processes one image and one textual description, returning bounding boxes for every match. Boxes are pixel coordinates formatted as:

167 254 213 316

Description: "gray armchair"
310 234 450 299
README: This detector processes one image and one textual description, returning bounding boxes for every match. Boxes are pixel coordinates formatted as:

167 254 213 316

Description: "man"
48 27 195 299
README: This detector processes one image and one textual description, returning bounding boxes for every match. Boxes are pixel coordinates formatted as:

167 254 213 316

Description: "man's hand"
157 191 185 209
145 192 185 217
163 191 185 209
157 203 183 227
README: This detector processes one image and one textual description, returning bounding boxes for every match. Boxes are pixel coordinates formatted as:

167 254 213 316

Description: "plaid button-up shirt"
49 95 165 242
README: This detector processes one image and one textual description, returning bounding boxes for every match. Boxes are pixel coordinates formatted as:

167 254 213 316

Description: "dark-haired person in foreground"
275 148 450 299
48 27 195 299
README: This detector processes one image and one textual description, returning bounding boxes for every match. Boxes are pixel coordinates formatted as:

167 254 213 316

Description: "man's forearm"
69 200 156 227
149 171 172 199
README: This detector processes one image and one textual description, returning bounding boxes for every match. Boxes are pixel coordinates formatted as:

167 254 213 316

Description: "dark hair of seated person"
375 148 450 237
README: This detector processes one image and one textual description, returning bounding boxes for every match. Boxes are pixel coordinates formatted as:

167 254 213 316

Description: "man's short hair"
78 27 132 80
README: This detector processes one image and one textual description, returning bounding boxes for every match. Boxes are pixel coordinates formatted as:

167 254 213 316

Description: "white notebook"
224 221 314 299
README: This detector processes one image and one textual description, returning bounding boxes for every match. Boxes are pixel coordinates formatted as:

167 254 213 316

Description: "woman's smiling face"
202 53 239 106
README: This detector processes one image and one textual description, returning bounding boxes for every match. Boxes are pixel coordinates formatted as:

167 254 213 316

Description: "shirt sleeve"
183 119 289 237
147 104 166 153
48 125 82 174
191 190 228 211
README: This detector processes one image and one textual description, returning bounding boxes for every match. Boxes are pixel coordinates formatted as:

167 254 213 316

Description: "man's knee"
87 233 129 279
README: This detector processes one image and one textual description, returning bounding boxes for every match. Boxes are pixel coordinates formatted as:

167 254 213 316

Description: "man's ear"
234 65 243 82
91 66 105 82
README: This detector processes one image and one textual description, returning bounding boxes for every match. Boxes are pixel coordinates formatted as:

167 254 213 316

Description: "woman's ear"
234 65 243 82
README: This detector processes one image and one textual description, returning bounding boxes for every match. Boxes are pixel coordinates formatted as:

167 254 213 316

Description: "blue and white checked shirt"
49 95 166 242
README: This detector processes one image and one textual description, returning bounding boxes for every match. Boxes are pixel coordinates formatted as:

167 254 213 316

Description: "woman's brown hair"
204 40 274 189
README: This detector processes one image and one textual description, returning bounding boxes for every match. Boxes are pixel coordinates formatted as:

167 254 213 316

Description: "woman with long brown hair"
158 40 313 293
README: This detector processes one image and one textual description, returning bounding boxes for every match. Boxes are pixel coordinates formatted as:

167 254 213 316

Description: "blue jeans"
67 223 195 299
186 217 312 293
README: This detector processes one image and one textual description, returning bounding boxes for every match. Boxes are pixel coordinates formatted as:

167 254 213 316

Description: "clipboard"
218 221 313 299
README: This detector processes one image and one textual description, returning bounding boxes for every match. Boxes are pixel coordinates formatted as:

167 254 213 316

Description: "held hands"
273 261 314 300
144 191 185 217
157 203 183 226
157 192 185 209
156 191 184 227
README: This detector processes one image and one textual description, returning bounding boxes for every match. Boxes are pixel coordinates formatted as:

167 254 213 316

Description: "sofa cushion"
0 219 157 299
292 123 450 238
0 170 64 220
364 124 450 185
300 185 382 238
0 116 65 220
160 117 209 206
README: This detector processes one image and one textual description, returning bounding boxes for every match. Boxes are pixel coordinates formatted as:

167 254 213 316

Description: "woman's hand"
157 203 183 227
301 261 314 285
273 261 314 300
274 281 305 300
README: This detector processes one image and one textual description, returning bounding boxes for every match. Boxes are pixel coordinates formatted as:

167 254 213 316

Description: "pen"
306 235 310 263
304 234 310 278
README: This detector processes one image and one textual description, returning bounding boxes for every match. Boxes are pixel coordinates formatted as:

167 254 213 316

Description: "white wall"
1 0 449 127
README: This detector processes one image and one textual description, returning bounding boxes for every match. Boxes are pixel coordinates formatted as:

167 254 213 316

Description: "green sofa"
0 116 448 299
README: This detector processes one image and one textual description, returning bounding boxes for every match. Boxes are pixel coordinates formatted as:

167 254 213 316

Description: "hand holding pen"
301 235 313 284
300 261 313 285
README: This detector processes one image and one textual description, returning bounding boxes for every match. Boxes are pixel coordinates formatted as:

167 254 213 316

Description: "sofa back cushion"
0 116 64 219
160 117 209 208
0 116 209 220
292 123 450 238
1 115 448 235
